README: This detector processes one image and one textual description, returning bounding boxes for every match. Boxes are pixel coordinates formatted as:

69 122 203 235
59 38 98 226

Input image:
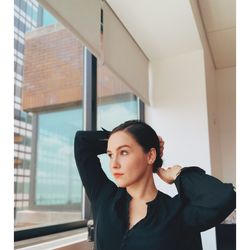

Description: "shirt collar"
114 187 160 206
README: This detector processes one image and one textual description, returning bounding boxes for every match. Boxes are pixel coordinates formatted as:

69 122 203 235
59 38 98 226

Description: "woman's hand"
157 165 182 184
158 136 165 157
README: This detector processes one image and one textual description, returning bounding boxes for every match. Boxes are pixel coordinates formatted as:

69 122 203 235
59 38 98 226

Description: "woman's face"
107 131 152 188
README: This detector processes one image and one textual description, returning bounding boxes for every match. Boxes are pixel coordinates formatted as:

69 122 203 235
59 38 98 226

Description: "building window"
42 9 57 26
14 39 25 54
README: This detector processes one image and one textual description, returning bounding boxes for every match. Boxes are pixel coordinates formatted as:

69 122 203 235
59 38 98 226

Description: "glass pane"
14 1 84 230
26 4 33 18
42 9 57 26
35 109 82 207
97 63 139 182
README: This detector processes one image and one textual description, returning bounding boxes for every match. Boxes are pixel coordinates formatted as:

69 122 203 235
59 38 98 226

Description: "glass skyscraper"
14 0 42 220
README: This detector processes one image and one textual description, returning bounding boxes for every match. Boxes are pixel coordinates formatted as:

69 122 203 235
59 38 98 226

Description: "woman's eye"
121 150 128 156
107 154 113 159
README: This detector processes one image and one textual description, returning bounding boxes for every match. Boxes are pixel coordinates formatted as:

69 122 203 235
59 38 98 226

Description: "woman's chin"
116 182 127 188
115 179 128 188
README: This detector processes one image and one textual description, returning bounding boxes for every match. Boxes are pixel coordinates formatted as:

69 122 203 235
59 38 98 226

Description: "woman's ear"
147 148 157 165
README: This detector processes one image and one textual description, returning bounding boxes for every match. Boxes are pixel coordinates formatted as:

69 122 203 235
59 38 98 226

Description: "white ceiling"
198 0 236 69
106 0 202 60
107 0 236 69
38 0 236 70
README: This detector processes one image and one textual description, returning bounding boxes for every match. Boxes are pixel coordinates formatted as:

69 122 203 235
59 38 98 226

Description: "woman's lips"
113 173 124 179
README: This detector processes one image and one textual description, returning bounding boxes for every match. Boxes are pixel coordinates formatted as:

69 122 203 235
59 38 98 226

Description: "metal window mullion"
83 48 97 131
138 97 145 121
83 47 97 220
29 113 38 211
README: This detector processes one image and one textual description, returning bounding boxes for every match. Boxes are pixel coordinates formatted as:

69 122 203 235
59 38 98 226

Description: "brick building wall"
23 23 132 112
23 23 83 111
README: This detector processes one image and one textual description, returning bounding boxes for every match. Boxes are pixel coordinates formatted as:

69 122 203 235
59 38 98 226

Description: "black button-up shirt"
74 130 236 250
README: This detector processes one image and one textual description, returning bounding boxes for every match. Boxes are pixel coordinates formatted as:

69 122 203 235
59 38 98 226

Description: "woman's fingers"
157 167 173 184
157 166 182 184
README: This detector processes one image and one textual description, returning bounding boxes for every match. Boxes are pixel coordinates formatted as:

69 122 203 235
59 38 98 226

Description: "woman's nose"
111 157 121 169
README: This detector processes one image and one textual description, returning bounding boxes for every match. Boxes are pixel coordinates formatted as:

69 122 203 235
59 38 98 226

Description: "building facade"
14 0 42 223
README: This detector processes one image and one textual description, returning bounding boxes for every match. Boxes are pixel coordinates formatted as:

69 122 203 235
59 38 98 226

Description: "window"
16 17 26 32
14 108 21 120
26 4 33 19
14 1 144 241
33 108 82 212
96 63 141 182
14 4 84 232
14 39 24 53
14 62 23 75
19 0 27 13
42 9 57 26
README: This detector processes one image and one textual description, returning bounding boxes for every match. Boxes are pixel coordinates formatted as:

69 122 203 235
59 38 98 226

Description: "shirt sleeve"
74 129 115 203
174 166 236 232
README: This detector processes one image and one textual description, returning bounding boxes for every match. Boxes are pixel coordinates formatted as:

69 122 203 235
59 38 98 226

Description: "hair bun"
153 155 163 173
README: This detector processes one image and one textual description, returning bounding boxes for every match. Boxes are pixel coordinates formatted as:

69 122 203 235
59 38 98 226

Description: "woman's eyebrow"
107 145 131 153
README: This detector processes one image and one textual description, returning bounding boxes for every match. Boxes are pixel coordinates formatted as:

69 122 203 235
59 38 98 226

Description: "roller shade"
38 0 101 58
102 2 149 104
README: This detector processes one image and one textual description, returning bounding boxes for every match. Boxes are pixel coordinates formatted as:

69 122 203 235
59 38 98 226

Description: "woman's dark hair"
111 120 163 173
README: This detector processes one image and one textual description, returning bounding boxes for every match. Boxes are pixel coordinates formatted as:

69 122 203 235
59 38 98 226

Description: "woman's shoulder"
157 190 181 207
154 191 184 218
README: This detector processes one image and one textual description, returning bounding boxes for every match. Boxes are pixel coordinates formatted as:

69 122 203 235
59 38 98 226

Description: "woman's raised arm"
158 166 236 232
74 130 115 203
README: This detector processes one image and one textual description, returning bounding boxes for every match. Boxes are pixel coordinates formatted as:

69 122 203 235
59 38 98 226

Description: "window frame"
14 221 88 241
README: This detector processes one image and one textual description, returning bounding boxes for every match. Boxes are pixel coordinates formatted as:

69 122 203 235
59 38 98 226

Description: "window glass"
14 108 21 120
42 9 57 26
20 0 27 13
16 63 23 75
14 85 22 97
14 0 143 232
18 19 26 32
97 63 140 182
32 7 38 22
14 2 84 230
35 108 82 208
26 4 33 19
14 0 20 7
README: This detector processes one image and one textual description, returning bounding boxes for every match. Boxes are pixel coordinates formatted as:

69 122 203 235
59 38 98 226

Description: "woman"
74 120 236 250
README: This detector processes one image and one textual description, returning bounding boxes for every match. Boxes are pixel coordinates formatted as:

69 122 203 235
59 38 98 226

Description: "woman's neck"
126 173 158 203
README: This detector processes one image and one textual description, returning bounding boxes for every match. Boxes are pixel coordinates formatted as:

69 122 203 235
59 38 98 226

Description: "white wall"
146 49 211 193
189 0 223 182
204 46 223 182
215 67 236 186
145 49 216 250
